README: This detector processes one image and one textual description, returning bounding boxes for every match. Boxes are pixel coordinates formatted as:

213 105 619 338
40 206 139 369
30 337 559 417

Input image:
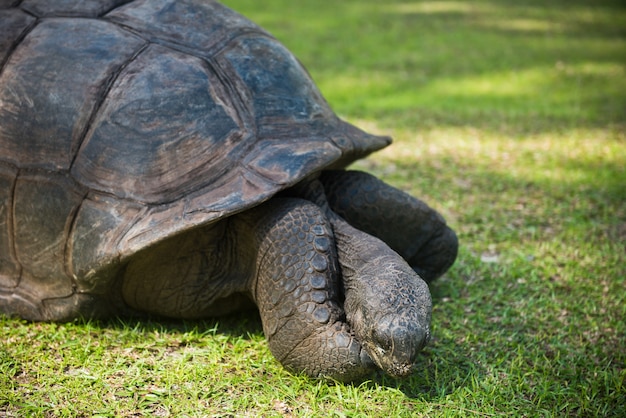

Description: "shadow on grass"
95 308 265 340
80 304 484 398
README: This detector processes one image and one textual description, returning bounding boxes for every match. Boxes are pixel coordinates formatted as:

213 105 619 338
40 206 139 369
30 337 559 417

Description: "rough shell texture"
0 0 390 319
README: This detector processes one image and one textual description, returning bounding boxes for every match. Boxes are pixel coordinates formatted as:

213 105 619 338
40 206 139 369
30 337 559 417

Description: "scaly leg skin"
320 170 458 282
289 177 433 377
234 198 375 381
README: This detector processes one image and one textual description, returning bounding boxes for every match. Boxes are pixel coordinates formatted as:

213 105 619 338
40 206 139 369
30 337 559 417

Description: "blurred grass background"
1 0 625 416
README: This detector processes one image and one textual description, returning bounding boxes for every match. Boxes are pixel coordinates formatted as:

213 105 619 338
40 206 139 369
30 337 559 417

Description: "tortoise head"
344 255 433 378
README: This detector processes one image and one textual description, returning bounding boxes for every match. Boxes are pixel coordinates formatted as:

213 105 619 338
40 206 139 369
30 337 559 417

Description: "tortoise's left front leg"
320 170 458 282
234 198 375 381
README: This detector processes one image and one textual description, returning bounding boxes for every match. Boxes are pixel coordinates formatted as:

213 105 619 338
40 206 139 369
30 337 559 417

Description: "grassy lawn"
2 0 625 416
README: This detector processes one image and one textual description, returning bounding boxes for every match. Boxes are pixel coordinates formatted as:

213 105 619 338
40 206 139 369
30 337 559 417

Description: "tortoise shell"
0 0 390 320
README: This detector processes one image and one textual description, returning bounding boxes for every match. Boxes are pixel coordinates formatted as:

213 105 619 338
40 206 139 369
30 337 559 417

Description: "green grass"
2 0 625 416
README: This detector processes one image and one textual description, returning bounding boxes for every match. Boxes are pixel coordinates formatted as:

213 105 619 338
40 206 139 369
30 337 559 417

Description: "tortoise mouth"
387 363 415 378
365 345 417 378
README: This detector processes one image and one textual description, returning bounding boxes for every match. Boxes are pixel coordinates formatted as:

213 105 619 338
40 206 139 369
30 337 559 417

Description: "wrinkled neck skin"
332 218 432 377
290 175 433 377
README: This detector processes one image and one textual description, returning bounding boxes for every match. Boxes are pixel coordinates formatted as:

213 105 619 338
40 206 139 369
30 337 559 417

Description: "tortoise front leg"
320 170 458 282
234 198 374 381
285 177 433 378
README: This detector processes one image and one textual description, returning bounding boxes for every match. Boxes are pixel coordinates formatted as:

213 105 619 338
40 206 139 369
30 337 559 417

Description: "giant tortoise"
0 0 458 380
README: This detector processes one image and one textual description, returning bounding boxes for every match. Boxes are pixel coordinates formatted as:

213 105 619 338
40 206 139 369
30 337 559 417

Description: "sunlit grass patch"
321 59 625 130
